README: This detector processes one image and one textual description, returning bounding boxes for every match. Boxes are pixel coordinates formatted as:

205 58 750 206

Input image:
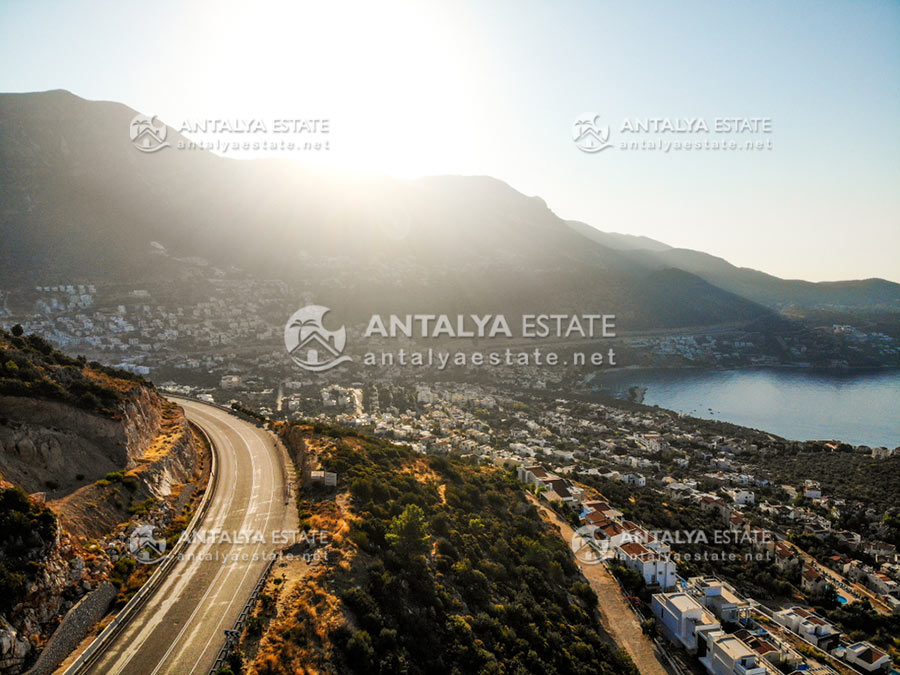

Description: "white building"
724 488 755 506
641 433 664 452
803 480 822 499
774 607 840 651
616 541 677 590
698 631 766 675
689 578 751 624
651 592 721 654
842 642 891 673
516 465 584 508
622 472 646 487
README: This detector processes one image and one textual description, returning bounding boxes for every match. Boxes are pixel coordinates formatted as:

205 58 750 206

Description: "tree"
11 324 24 337
815 584 840 611
641 618 658 639
386 504 430 558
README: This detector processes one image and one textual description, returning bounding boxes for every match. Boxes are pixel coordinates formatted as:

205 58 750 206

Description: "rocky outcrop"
0 619 30 674
52 418 198 540
0 533 111 673
0 387 203 673
0 387 164 496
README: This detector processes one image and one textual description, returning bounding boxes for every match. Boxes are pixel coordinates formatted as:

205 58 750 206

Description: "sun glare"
153 1 481 177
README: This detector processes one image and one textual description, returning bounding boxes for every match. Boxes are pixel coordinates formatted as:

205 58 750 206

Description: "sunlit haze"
2 5 900 673
1 0 898 282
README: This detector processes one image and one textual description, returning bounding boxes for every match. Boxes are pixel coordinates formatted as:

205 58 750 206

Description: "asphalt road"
84 399 292 675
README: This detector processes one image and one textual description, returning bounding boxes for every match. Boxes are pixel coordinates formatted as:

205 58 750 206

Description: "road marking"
89 402 286 675
186 421 280 674
101 405 243 674
147 407 269 675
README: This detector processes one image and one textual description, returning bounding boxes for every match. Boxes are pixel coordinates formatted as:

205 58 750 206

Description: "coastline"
582 366 900 448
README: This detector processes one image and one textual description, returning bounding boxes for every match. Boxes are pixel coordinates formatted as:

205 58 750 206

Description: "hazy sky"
1 0 898 282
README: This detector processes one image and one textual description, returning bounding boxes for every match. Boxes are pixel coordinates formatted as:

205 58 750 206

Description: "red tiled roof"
855 645 886 664
585 512 611 526
802 567 823 581
601 522 624 538
620 541 649 557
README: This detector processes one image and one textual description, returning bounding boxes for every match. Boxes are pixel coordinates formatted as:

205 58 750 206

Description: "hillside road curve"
81 398 292 675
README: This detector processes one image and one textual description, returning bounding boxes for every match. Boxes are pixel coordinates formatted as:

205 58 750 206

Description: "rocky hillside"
0 327 194 499
0 327 204 672
238 422 636 675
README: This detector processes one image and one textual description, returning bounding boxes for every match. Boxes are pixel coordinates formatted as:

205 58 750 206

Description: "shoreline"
593 362 900 375
579 366 900 448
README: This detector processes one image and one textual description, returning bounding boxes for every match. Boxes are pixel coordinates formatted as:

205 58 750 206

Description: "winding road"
79 398 292 675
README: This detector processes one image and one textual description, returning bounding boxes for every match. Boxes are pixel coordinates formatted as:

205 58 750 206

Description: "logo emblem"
128 524 167 564
130 114 170 153
284 305 352 372
570 525 608 565
573 113 612 153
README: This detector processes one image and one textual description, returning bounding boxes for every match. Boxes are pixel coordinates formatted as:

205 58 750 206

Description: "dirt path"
528 495 671 675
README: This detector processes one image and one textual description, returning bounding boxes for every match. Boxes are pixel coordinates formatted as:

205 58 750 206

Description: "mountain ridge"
566 222 900 311
1 89 897 329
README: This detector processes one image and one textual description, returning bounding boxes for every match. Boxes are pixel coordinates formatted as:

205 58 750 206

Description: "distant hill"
566 221 900 312
5 89 898 331
628 247 900 311
0 89 782 331
566 220 672 252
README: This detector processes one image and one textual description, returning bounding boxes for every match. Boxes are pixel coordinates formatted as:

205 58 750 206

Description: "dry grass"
83 367 143 395
242 446 456 673
243 494 353 675
137 401 187 463
242 426 362 674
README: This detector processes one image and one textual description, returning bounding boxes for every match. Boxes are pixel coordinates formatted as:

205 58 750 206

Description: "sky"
1 0 898 282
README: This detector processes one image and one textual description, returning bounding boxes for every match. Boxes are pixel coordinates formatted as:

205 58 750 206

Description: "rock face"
52 416 199 540
0 617 30 673
0 387 202 673
0 387 164 496
0 533 112 674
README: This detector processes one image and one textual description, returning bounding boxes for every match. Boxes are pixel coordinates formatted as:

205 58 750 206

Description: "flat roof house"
774 607 841 651
698 631 767 675
689 577 751 624
651 592 721 655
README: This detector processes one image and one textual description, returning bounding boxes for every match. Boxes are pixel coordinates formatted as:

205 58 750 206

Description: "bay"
595 367 900 448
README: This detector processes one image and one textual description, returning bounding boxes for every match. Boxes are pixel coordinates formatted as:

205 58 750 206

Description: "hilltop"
238 421 637 674
2 90 897 325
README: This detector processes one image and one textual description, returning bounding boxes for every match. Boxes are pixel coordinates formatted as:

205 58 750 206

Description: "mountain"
566 222 900 312
638 248 900 311
2 89 895 333
0 89 779 330
566 220 672 252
